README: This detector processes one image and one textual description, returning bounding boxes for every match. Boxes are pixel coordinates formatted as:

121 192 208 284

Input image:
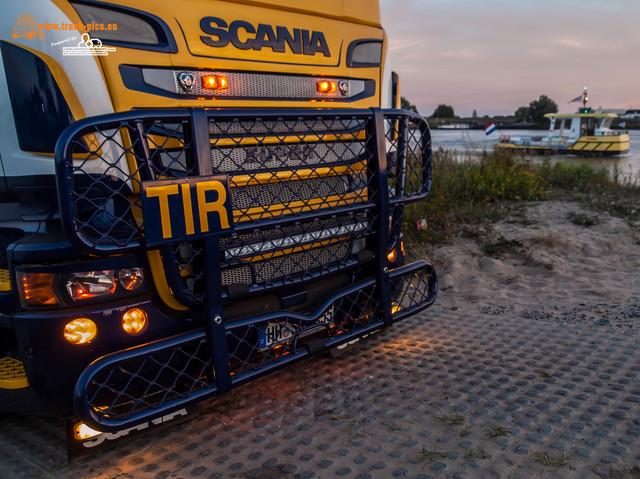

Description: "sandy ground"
428 200 640 331
2 200 640 479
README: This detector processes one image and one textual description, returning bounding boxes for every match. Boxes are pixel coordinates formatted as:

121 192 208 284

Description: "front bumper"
74 260 436 432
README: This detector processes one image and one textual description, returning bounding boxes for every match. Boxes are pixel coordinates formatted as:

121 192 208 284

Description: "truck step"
0 357 29 389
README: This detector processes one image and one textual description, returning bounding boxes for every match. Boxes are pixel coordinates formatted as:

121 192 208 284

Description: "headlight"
118 268 146 291
347 40 383 67
65 271 116 301
17 266 148 308
70 2 176 52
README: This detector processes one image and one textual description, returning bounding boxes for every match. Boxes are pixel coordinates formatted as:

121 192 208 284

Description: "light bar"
225 221 368 260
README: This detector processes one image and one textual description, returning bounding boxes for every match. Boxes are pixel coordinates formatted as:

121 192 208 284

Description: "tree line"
403 95 559 127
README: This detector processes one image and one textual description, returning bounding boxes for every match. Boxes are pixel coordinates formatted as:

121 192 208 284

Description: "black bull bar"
54 108 437 431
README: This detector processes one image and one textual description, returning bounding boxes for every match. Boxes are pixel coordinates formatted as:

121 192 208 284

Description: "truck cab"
0 0 436 445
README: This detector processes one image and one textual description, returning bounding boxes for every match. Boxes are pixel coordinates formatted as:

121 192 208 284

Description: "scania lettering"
200 17 331 56
0 0 437 453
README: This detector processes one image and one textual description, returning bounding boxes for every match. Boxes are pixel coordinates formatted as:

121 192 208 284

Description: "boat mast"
582 86 589 113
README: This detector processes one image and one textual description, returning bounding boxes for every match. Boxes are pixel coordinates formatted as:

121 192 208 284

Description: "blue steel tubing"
72 261 436 432
370 109 392 326
57 108 436 431
72 329 212 432
204 234 232 393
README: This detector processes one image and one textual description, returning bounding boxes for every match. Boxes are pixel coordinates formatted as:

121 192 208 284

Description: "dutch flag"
484 122 497 136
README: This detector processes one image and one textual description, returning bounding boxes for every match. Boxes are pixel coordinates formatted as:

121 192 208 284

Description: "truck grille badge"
338 80 349 96
179 72 195 91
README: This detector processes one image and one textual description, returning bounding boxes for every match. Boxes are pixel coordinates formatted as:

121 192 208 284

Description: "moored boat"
438 122 471 129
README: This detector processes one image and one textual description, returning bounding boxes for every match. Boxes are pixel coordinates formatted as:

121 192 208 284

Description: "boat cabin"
546 113 618 141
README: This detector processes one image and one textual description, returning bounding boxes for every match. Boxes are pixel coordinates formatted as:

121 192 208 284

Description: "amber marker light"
64 318 97 345
122 307 148 335
317 80 336 93
387 249 397 263
18 272 57 306
202 75 228 90
74 422 101 440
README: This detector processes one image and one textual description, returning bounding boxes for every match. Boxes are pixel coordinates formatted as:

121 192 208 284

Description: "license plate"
258 306 335 350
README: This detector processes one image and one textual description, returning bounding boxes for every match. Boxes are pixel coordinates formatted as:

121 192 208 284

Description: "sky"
380 0 640 117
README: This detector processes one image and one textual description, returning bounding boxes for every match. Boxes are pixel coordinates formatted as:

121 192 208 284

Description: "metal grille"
56 109 431 304
385 113 432 203
78 333 215 426
60 109 437 432
75 262 436 431
225 262 436 380
230 175 349 210
172 70 365 99
391 264 438 320
168 216 363 303
211 141 365 173
209 118 365 136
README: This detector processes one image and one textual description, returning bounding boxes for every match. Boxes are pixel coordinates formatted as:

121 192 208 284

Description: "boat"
496 112 630 156
497 113 630 156
438 122 471 129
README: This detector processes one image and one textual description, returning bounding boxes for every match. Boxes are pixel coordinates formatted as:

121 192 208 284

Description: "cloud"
551 37 585 49
438 48 483 60
380 0 640 115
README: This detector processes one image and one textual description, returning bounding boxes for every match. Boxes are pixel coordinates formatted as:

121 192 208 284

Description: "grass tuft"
435 414 466 426
485 423 510 438
406 149 640 246
419 445 447 464
568 211 599 227
533 450 569 467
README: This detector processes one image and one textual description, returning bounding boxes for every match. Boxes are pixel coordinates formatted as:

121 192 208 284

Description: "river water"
430 128 640 181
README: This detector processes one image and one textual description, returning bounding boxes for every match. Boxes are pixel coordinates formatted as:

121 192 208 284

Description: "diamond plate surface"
3 297 640 478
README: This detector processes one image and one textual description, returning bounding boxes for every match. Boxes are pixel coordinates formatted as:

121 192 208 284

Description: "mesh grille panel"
56 109 432 306
209 118 365 136
211 141 365 173
173 71 364 99
254 242 350 284
221 265 253 286
231 176 349 210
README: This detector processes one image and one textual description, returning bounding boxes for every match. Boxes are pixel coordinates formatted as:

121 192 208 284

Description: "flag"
484 122 496 135
569 95 583 103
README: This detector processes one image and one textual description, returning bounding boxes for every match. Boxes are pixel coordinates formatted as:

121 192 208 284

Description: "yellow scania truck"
0 0 436 449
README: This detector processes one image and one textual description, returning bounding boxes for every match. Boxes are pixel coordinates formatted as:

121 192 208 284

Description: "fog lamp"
64 318 97 345
122 308 147 335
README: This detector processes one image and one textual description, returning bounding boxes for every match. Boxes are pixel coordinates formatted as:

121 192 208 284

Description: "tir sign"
141 176 233 247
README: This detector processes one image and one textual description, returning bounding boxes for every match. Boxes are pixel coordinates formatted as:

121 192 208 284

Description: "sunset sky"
380 0 640 117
